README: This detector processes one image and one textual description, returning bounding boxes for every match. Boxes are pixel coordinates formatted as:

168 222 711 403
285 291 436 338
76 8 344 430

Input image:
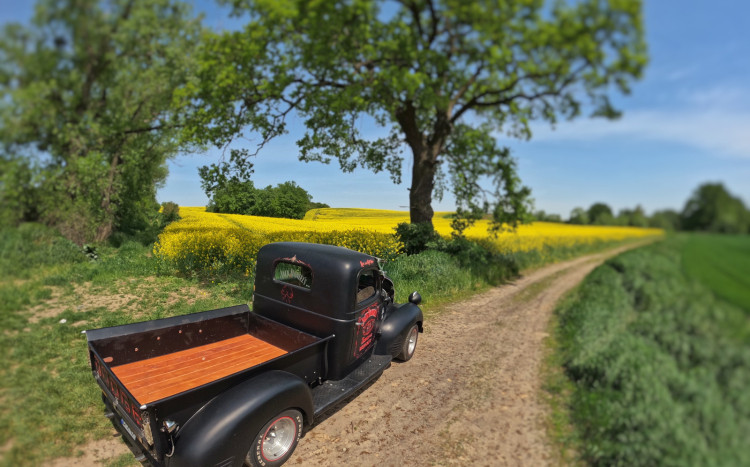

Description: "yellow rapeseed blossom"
154 207 662 275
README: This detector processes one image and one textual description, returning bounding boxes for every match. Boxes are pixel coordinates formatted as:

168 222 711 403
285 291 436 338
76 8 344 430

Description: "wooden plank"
112 334 287 404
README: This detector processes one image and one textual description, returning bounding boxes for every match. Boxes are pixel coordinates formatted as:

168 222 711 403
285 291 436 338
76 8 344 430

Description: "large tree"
0 0 201 243
182 0 646 230
588 202 614 225
681 183 749 234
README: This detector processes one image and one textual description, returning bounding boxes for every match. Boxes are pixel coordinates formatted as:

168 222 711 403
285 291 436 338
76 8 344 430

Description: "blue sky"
2 1 748 218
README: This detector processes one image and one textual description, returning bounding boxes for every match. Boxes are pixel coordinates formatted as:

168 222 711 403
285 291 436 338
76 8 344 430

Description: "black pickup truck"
86 242 423 466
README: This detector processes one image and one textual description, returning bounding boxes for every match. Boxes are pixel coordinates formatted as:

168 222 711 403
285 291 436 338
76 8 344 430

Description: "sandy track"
52 242 647 467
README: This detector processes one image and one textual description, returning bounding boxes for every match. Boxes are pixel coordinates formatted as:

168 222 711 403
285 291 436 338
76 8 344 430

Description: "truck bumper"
102 396 160 466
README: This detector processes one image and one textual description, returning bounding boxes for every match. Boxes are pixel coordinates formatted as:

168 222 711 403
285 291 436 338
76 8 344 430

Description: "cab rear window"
274 262 313 289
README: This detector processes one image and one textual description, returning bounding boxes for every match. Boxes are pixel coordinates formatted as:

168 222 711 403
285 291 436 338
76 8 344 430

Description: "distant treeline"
535 182 750 234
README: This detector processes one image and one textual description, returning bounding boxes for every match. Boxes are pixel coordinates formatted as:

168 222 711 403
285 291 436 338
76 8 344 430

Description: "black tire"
396 324 419 362
245 409 303 467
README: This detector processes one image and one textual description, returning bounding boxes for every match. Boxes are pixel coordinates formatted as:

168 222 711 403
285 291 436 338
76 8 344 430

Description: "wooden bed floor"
111 334 287 404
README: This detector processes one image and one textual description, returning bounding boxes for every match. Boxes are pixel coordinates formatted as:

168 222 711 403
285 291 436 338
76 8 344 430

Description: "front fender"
374 303 423 358
168 371 313 467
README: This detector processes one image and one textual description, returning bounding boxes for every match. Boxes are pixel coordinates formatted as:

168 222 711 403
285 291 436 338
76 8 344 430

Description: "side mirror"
408 291 422 305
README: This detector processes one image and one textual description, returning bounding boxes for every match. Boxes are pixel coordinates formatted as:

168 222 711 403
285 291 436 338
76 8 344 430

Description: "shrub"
160 202 181 224
394 222 439 255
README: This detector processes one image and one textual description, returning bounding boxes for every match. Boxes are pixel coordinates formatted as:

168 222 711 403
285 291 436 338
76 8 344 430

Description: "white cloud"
528 109 750 159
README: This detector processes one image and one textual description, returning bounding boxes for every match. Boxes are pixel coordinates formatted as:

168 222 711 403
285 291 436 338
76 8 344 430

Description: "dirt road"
290 243 646 467
52 242 646 467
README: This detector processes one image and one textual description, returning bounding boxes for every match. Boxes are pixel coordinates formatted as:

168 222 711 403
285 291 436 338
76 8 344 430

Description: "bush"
161 202 181 224
394 222 439 255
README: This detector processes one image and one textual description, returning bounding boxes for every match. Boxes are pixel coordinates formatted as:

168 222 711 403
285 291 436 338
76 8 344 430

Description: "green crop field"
682 234 750 313
550 235 750 466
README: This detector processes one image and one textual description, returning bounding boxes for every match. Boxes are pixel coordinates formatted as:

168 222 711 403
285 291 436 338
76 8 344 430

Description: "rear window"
274 262 313 289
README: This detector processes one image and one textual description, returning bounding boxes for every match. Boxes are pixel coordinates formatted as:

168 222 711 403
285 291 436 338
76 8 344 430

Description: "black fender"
374 302 423 358
168 370 313 467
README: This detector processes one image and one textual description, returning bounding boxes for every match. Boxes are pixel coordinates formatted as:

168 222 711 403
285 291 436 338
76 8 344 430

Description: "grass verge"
548 234 750 466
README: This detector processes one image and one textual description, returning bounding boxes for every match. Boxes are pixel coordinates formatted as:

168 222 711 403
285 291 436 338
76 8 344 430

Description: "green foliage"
681 182 750 233
394 222 439 255
649 209 680 231
616 204 648 227
182 0 647 231
0 223 85 278
199 150 317 219
555 237 750 466
533 210 563 223
160 202 181 225
0 0 201 243
253 181 313 220
383 250 474 309
682 234 750 312
568 207 589 225
427 236 519 284
587 202 614 225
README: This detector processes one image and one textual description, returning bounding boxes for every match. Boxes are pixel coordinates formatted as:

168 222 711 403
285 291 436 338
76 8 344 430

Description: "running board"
312 354 392 417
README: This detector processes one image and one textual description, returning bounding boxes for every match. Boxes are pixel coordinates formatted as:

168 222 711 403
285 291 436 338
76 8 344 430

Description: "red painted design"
93 355 143 427
281 285 294 303
359 259 375 268
353 303 379 358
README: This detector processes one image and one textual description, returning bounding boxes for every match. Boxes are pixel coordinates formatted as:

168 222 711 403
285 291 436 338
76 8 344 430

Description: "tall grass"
553 236 750 466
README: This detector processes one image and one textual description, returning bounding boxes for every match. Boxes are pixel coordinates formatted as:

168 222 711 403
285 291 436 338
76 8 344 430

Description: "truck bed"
112 334 288 404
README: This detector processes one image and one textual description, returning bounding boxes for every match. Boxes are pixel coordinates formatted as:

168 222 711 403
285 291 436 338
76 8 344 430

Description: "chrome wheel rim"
261 417 296 461
406 326 418 356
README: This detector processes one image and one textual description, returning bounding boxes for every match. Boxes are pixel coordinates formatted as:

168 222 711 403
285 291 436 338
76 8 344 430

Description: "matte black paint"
374 303 424 358
168 371 313 467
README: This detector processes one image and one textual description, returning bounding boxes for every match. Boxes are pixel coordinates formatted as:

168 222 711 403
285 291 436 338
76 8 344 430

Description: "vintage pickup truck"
86 242 423 466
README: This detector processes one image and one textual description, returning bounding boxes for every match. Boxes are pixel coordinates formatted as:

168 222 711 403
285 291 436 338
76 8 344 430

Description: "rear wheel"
396 324 419 362
246 409 303 467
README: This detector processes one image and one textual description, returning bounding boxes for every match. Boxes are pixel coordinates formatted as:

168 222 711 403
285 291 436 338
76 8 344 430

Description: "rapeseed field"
154 207 662 276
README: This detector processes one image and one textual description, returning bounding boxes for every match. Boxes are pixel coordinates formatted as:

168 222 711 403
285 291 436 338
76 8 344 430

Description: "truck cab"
86 242 423 467
253 242 416 380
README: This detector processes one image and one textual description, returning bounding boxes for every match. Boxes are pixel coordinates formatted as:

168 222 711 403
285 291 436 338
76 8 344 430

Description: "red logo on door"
353 303 379 358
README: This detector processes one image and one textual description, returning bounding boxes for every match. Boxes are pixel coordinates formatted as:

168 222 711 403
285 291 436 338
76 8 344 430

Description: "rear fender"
168 371 313 467
374 303 423 358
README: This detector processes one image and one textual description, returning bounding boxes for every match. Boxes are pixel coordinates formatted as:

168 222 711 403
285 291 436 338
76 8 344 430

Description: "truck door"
351 268 381 360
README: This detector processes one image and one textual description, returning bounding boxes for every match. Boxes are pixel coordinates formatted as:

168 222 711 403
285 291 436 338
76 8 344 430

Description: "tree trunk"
409 146 437 227
96 152 121 242
397 101 449 228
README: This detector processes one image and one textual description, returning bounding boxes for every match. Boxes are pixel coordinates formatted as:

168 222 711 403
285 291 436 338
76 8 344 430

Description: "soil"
51 242 646 466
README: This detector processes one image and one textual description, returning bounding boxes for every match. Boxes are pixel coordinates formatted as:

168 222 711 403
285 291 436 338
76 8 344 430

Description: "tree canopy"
180 0 647 232
0 0 201 243
198 149 325 219
681 183 750 234
587 202 614 225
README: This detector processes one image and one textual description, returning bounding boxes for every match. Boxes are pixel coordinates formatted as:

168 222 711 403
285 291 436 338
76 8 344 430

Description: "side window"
356 270 377 304
274 262 313 289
